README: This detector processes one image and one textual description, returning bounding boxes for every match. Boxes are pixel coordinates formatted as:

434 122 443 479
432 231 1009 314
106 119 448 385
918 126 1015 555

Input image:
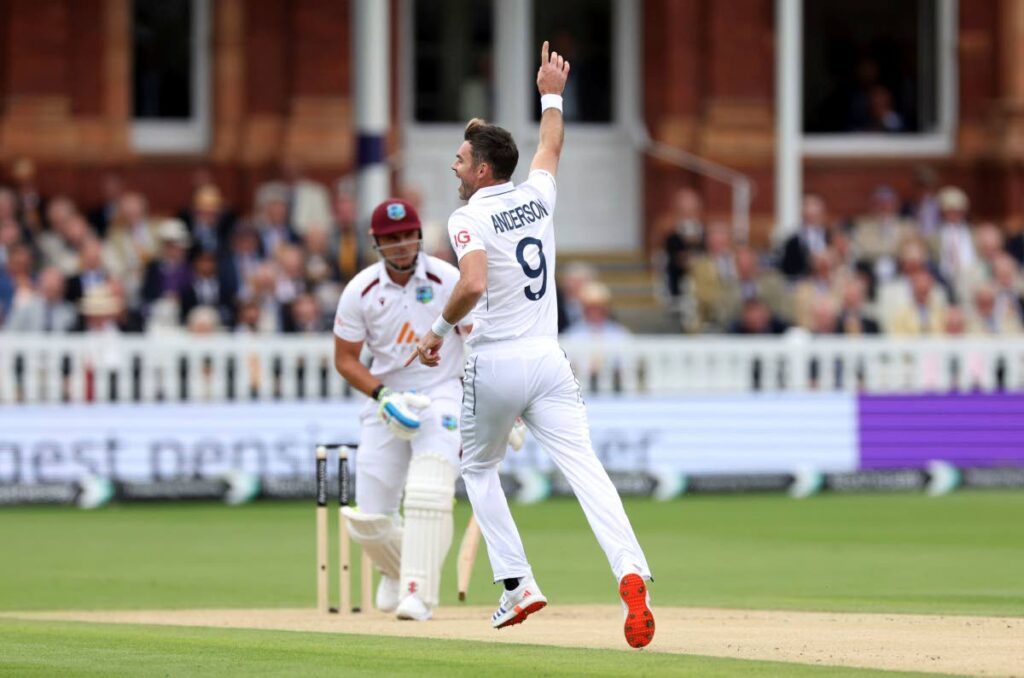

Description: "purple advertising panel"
858 394 1024 469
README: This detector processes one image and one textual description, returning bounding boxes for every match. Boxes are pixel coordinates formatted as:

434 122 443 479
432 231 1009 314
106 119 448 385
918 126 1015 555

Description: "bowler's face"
452 141 477 201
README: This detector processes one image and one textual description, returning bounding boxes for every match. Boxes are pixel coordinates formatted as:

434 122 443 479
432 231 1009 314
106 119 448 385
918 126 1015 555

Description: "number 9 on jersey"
516 237 547 301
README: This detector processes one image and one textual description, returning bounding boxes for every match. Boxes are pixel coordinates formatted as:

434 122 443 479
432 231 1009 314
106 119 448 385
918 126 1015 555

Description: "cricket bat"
456 514 481 602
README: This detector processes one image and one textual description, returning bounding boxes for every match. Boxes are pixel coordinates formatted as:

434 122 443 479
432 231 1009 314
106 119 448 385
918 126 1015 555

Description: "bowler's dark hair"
464 118 518 181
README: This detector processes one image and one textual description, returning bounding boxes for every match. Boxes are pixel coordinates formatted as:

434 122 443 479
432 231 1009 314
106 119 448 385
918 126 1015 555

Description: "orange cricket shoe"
619 573 655 648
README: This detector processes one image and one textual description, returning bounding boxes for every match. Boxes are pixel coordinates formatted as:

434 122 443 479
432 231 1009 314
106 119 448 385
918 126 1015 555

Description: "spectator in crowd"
830 224 854 263
0 219 22 319
718 246 791 328
301 227 341 323
64 236 111 305
253 182 299 258
9 157 45 234
303 227 341 290
182 183 235 259
990 253 1024 317
909 165 942 238
273 244 309 306
331 189 365 282
71 282 138 401
851 185 914 283
1 244 34 323
242 262 285 334
36 195 75 251
185 305 223 335
886 269 947 336
284 293 329 334
730 297 788 335
966 283 1022 336
0 215 22 266
792 248 852 331
876 235 943 324
558 261 597 331
861 85 904 132
281 161 331 237
11 154 1024 346
141 219 193 325
180 250 236 328
77 283 128 334
1006 220 1024 267
103 192 159 308
87 172 124 237
808 296 839 335
0 218 20 321
224 224 263 299
689 221 738 331
4 266 77 332
0 271 11 324
562 281 631 392
943 305 967 336
38 208 90 276
659 187 705 301
779 193 831 279
834 277 880 335
0 187 24 246
956 222 1004 302
562 281 629 341
233 298 267 335
930 186 975 288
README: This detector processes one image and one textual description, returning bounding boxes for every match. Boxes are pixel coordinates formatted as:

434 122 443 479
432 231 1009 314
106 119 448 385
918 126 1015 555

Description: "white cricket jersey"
334 254 468 393
447 169 558 346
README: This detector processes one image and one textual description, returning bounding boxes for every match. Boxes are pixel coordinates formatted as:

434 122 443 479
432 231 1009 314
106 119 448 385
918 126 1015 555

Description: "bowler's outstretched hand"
537 40 570 96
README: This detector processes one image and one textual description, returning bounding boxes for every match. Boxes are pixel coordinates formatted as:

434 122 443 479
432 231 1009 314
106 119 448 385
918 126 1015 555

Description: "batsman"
332 198 471 621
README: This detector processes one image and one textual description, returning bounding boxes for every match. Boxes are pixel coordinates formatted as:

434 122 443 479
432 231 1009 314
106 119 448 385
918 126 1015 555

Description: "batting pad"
341 507 403 579
400 453 456 608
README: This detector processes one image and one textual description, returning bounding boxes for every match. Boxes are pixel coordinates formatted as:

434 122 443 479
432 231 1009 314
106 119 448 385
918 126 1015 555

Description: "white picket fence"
1 332 1023 405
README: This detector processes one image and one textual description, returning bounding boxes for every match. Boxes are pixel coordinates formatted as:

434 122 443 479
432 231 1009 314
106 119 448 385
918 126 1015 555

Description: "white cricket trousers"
460 337 652 583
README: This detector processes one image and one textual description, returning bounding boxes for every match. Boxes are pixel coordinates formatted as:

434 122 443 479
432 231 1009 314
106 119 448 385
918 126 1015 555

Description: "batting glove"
507 417 527 451
377 388 432 440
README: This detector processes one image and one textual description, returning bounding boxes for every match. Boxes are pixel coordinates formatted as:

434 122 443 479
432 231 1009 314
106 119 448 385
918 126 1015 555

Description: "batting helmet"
370 199 421 237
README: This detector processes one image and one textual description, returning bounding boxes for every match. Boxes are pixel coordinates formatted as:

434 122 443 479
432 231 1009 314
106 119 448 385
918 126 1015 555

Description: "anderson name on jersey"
334 254 468 393
447 169 558 346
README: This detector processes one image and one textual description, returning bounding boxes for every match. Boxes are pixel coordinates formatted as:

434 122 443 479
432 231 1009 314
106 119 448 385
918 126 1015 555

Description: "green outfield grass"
1 492 1022 616
0 618 946 678
2 492 1020 676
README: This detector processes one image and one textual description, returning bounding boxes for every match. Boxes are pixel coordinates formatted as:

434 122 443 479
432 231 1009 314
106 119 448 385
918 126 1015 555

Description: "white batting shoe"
376 575 401 613
395 593 433 621
491 578 547 629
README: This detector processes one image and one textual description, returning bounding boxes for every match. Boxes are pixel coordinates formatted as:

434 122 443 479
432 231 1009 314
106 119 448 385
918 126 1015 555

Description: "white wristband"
540 94 563 114
431 315 454 337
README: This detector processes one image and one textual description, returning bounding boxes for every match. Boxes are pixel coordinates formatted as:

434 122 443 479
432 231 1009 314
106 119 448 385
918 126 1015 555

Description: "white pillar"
353 0 391 239
494 0 531 144
775 0 802 241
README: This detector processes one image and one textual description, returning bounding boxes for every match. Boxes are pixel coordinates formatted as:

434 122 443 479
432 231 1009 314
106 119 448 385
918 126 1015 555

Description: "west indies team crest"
386 202 406 220
416 285 434 303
